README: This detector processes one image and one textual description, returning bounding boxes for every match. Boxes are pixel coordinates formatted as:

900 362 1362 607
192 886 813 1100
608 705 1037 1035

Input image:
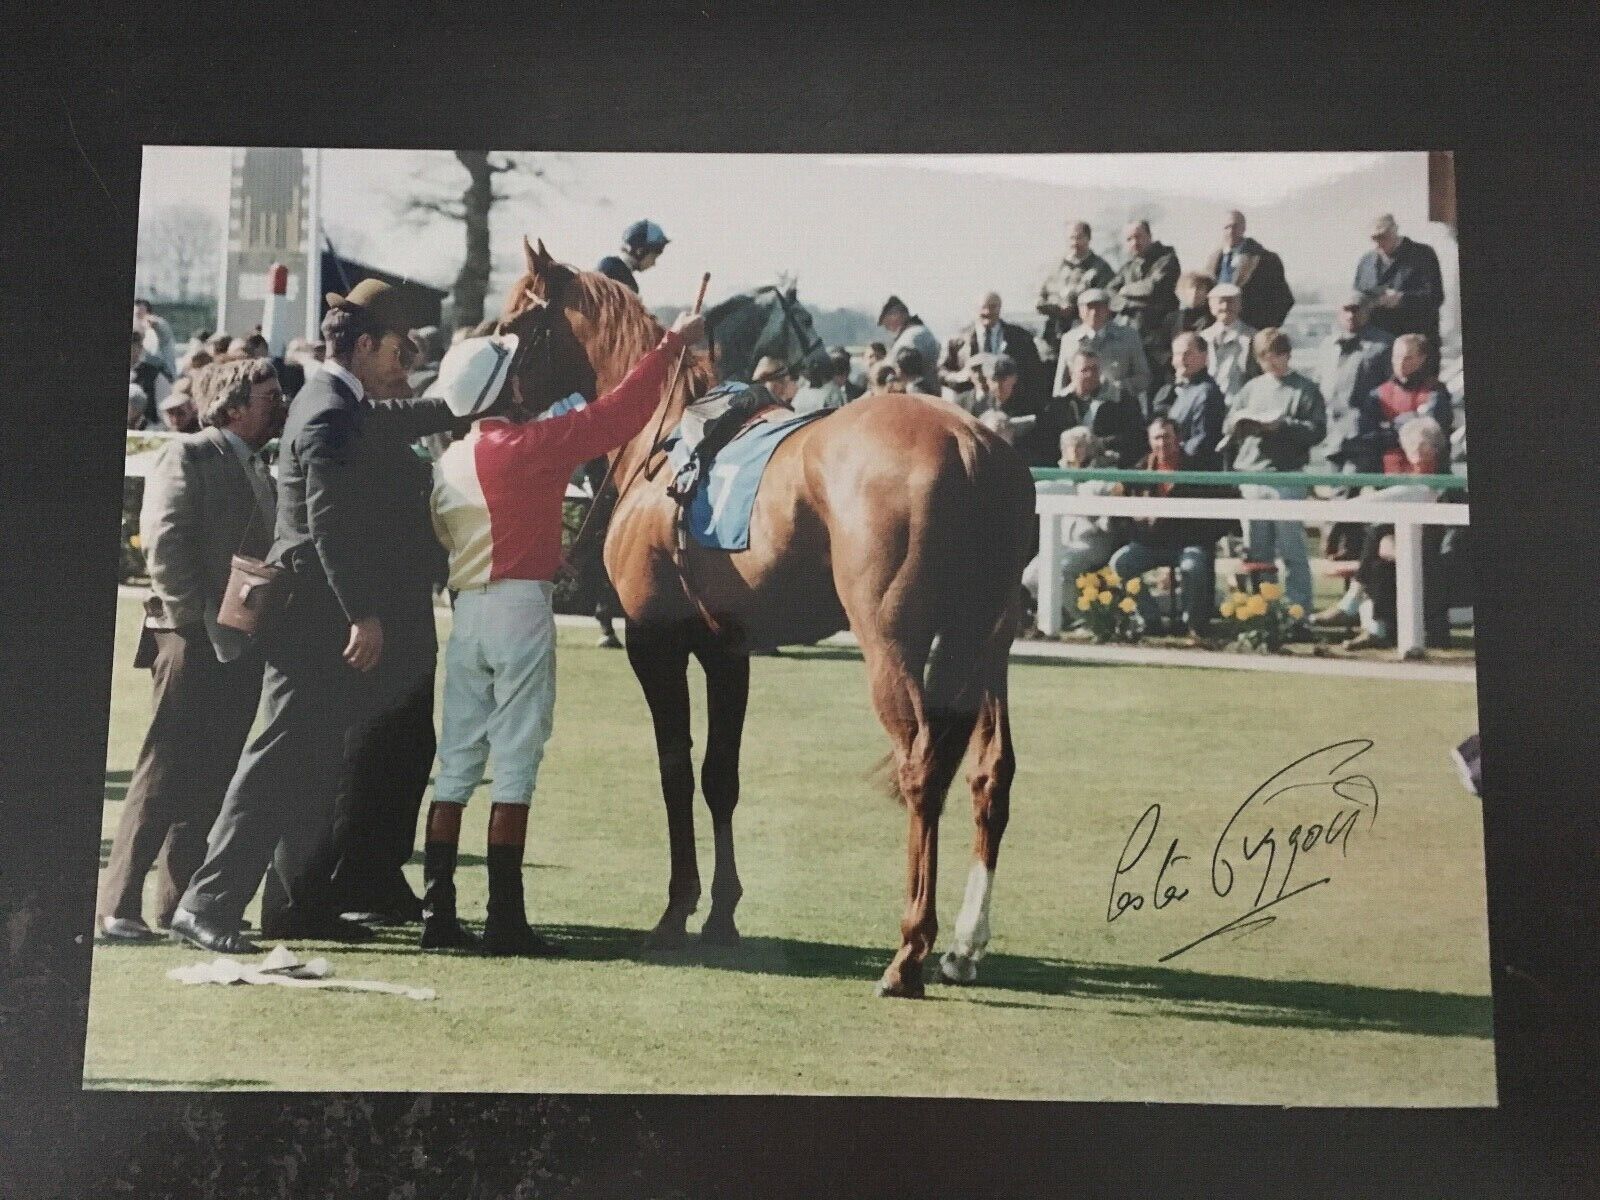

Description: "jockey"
597 219 670 295
586 220 668 646
421 309 707 955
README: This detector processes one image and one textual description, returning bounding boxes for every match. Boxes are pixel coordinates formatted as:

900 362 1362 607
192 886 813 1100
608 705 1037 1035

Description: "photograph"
85 146 1489 1104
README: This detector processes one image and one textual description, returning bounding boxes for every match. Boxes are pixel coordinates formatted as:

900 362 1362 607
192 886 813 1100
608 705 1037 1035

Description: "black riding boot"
481 805 564 957
419 839 478 950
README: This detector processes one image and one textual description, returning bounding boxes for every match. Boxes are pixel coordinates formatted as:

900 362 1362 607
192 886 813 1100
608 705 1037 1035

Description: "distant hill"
651 303 883 352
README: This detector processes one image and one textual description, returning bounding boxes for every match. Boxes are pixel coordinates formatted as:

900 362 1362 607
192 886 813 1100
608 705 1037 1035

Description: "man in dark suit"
1204 210 1295 332
1020 347 1146 470
939 291 1047 415
97 360 283 941
171 280 464 953
1353 213 1445 374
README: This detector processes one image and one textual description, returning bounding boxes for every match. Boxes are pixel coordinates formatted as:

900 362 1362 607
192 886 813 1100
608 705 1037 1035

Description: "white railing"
1034 492 1470 659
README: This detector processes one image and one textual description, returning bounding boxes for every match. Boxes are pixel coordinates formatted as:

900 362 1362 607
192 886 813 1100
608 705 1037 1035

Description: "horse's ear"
785 281 797 302
524 236 554 276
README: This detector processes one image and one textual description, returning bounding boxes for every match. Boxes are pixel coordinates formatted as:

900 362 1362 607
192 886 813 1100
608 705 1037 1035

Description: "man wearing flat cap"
1054 288 1151 412
171 279 467 953
1317 292 1394 470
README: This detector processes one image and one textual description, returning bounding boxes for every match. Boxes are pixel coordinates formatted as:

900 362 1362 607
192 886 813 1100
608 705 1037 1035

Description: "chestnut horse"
501 238 1035 997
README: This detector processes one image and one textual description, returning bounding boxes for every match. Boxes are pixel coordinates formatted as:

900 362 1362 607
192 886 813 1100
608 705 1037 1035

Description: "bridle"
754 285 825 381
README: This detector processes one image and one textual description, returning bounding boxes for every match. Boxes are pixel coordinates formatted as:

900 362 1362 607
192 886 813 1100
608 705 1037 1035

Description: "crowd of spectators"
855 207 1458 648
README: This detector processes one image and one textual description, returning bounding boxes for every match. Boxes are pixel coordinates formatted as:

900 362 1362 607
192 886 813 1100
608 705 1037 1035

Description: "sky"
137 148 1446 337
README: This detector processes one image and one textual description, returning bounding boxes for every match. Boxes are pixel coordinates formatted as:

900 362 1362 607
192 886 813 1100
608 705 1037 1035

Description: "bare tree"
399 151 582 328
138 203 220 301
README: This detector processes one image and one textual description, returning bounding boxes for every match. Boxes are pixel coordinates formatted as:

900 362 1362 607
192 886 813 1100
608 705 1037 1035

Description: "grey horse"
703 283 832 384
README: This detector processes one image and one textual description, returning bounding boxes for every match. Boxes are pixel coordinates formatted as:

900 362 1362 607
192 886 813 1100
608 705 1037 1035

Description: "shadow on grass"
254 921 1490 1038
506 923 1491 1040
446 854 565 870
783 645 1105 669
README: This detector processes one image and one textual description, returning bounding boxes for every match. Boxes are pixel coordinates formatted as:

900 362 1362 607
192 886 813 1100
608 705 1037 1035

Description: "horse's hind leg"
940 677 1014 986
625 620 699 949
860 634 972 999
692 635 750 946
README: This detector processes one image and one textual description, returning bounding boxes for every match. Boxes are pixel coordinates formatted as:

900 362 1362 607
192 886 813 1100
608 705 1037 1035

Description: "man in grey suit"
172 280 466 953
97 359 283 941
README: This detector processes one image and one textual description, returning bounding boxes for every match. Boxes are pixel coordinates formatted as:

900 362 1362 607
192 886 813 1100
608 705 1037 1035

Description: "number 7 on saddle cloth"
664 406 833 551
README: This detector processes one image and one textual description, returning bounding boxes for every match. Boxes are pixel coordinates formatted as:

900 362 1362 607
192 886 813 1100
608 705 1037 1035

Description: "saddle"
667 381 785 505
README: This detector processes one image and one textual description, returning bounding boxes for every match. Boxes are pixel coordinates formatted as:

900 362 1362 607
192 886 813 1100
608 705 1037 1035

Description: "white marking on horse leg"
941 861 994 984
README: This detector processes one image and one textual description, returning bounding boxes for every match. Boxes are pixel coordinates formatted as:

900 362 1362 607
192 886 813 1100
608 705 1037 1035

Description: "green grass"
86 595 1492 1103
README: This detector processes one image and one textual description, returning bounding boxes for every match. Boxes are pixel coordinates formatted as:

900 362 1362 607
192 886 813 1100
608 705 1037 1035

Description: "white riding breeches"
433 579 557 808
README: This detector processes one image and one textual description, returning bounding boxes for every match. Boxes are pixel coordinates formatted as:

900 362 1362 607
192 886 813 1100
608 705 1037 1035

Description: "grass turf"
86 595 1492 1103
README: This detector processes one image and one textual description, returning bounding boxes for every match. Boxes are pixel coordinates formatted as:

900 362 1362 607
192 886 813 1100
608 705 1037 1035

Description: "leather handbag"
217 553 288 636
216 494 287 637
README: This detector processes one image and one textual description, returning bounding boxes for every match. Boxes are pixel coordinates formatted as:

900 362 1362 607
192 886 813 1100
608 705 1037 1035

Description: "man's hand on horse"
670 311 707 345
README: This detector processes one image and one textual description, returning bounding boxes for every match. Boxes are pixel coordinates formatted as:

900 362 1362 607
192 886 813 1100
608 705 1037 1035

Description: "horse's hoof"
874 971 926 999
939 951 978 985
700 917 741 947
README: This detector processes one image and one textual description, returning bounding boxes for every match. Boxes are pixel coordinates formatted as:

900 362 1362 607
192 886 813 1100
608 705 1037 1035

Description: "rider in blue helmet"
583 220 670 648
597 220 670 295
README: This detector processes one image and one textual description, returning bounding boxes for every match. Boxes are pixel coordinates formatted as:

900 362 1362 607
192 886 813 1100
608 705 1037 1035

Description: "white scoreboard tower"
215 147 322 341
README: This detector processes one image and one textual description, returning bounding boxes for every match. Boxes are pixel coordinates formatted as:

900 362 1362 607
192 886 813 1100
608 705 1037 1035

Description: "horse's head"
498 236 671 414
705 282 831 385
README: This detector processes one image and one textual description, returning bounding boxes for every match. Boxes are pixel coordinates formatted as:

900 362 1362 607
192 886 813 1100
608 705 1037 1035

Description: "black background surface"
3 4 1597 1196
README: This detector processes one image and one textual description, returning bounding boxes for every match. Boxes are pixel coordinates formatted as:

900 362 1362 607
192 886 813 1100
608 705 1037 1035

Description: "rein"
763 285 825 381
560 272 709 576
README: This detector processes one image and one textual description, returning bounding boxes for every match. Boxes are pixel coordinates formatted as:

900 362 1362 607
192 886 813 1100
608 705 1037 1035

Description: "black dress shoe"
260 913 376 942
169 909 261 956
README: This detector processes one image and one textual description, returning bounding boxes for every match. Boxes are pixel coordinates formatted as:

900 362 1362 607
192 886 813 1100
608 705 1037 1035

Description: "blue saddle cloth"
665 406 831 550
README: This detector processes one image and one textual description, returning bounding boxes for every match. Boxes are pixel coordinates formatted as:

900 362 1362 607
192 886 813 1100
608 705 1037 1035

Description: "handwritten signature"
1106 740 1380 962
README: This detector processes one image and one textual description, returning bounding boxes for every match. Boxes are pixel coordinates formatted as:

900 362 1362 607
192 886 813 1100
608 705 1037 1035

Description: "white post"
1393 519 1426 658
1037 511 1063 636
261 263 290 357
304 147 323 342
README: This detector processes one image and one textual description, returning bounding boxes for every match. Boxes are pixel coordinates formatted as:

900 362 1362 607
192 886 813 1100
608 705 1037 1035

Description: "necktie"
248 454 275 513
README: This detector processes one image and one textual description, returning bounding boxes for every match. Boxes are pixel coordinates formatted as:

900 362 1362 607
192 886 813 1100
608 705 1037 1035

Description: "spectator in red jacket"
1345 334 1453 475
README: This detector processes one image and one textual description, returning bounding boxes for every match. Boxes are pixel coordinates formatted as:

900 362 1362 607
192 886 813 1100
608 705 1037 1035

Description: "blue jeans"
1110 541 1217 632
1237 483 1312 611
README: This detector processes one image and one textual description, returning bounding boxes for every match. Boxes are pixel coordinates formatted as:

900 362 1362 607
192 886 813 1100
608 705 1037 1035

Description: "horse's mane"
509 267 715 404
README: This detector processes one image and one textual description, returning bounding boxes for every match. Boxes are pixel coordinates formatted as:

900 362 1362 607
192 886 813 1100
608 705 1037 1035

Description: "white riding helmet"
424 334 520 419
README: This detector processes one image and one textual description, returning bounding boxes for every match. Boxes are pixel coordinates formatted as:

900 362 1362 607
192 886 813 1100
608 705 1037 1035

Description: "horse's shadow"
539 922 1493 1040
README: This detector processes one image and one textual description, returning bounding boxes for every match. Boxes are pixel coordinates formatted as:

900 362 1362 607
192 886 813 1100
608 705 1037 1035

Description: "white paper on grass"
166 946 435 1001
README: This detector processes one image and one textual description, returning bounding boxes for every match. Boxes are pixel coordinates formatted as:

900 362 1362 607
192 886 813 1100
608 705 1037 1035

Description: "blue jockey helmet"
623 219 670 253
